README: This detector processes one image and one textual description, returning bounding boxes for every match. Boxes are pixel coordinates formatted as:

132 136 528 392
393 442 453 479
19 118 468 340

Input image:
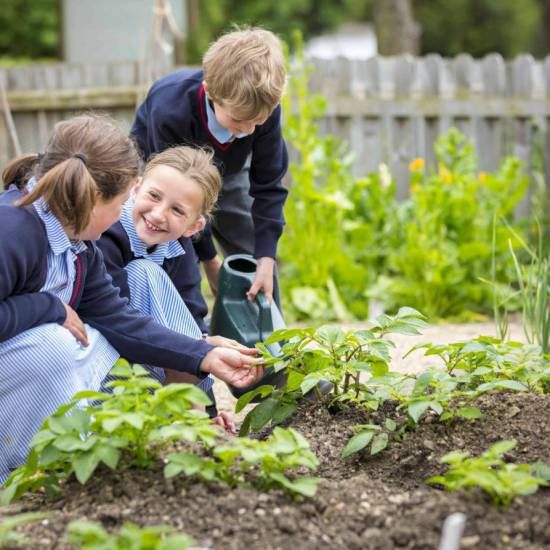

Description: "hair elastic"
72 153 88 166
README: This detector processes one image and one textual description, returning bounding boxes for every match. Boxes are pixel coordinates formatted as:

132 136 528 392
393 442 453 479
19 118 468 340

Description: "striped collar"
119 198 185 265
27 177 87 255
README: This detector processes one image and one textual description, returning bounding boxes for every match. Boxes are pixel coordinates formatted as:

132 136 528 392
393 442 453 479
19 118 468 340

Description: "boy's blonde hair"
143 146 221 219
203 28 286 121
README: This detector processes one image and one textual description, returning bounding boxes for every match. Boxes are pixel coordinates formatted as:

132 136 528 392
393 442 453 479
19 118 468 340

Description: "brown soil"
3 391 549 550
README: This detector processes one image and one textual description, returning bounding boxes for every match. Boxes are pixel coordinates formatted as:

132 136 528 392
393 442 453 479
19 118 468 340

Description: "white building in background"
306 23 377 59
61 0 187 64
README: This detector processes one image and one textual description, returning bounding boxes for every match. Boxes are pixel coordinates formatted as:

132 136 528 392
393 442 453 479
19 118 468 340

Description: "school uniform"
0 186 214 481
131 69 288 302
98 198 214 393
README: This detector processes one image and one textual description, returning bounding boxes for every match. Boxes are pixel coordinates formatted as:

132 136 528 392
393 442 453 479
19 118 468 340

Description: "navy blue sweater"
0 188 213 377
131 69 289 260
98 222 208 334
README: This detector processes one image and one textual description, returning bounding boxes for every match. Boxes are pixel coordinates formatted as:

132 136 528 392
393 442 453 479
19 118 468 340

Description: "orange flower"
408 158 425 172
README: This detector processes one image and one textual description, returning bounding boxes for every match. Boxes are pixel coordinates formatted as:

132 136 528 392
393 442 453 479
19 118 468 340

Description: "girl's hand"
203 255 223 296
246 257 275 303
200 347 264 388
62 304 89 346
204 335 257 356
212 411 237 435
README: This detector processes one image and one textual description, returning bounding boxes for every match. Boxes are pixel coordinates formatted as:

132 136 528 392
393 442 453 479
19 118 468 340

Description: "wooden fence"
1 54 550 213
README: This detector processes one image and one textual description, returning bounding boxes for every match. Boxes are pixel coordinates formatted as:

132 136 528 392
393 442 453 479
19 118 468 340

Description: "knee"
126 259 167 282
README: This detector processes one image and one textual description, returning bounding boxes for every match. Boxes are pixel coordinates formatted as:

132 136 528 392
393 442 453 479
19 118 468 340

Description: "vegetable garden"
2 39 550 550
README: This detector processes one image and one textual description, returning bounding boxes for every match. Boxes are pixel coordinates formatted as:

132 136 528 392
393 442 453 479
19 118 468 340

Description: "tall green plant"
280 31 369 321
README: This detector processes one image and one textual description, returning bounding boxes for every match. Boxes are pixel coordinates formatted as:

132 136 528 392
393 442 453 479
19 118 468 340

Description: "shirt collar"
119 198 185 265
28 177 87 256
204 95 248 144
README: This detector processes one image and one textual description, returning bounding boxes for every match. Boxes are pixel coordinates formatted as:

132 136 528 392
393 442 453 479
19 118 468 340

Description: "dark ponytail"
2 153 41 191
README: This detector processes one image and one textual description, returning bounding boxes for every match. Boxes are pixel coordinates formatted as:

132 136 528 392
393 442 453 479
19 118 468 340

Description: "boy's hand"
246 257 275 303
63 304 89 347
200 347 264 388
212 411 237 435
205 335 257 356
203 255 223 296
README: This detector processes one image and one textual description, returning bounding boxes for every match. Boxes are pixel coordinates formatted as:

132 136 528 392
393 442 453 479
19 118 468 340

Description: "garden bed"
4 390 550 549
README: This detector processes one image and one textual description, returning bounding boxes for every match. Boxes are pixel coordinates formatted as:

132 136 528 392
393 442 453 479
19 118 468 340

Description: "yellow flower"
478 172 488 184
411 182 420 194
439 165 453 184
408 158 425 172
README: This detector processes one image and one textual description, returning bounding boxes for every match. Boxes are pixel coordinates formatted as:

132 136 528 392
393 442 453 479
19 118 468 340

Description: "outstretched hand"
205 335 257 355
200 347 264 388
246 256 275 303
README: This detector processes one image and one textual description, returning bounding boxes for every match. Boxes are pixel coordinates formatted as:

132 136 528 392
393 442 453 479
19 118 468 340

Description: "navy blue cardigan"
0 188 213 377
130 69 289 261
98 222 208 334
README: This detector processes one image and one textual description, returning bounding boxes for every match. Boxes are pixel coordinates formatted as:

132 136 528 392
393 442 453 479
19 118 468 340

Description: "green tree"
0 0 59 61
414 0 540 57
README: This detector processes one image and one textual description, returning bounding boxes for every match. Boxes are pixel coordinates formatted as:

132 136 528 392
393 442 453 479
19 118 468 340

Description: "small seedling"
428 440 547 506
65 520 194 549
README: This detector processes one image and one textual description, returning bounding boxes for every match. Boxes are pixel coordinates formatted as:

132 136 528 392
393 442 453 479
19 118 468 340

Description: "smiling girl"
98 146 243 432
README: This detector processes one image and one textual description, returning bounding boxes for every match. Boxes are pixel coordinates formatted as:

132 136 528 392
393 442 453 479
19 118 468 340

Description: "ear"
182 215 206 238
131 177 143 198
202 80 209 97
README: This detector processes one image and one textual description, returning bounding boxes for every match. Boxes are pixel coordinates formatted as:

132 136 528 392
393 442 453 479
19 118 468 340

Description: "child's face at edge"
75 183 133 241
131 164 205 247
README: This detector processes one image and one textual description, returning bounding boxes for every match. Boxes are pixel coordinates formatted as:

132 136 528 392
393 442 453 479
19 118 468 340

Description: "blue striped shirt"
119 198 184 265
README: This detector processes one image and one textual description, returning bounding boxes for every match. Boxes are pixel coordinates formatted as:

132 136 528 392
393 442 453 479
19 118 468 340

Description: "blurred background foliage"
3 0 550 64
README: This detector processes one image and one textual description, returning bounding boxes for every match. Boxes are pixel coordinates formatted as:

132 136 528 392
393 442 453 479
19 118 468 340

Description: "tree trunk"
374 0 420 55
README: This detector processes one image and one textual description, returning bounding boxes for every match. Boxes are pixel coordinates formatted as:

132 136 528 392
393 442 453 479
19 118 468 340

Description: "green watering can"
209 254 287 398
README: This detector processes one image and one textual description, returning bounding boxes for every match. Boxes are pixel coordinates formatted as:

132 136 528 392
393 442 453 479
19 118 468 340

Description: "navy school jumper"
0 187 213 377
130 69 289 261
98 221 208 334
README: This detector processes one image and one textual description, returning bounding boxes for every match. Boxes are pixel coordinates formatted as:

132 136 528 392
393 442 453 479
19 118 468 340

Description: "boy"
131 28 288 305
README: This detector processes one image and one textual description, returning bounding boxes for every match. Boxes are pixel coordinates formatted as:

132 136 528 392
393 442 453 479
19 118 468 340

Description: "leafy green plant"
428 440 548 506
65 520 193 550
0 512 50 547
341 419 400 459
2 361 219 505
165 427 320 498
410 337 550 394
237 307 428 435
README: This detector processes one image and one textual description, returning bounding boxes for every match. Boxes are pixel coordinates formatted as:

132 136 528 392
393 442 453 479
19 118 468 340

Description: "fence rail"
1 54 550 213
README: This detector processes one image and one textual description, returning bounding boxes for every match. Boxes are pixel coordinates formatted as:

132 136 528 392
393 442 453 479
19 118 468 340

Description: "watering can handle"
256 292 273 341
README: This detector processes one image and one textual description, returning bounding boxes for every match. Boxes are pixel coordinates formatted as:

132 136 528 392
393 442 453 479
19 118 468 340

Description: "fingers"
246 281 260 301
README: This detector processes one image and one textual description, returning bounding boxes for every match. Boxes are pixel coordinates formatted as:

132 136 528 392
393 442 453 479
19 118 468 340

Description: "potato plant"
2 361 320 504
165 427 320 497
427 440 549 506
65 520 194 550
237 307 428 436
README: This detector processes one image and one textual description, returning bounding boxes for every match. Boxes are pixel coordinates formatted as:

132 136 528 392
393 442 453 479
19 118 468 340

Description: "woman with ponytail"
0 115 262 482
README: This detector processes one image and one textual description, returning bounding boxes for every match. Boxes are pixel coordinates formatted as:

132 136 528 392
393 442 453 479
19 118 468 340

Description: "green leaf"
317 325 345 345
268 473 320 497
235 385 274 413
371 432 389 455
407 400 431 423
250 398 279 432
53 435 90 452
96 446 120 470
300 376 321 395
457 407 482 419
73 451 100 484
385 418 397 431
272 402 297 425
341 430 374 458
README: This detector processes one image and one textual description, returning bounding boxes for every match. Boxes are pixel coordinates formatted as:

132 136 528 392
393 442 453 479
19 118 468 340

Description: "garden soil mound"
4 391 550 549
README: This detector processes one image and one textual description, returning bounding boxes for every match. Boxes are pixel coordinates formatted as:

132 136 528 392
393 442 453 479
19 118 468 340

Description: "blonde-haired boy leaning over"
131 28 288 306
